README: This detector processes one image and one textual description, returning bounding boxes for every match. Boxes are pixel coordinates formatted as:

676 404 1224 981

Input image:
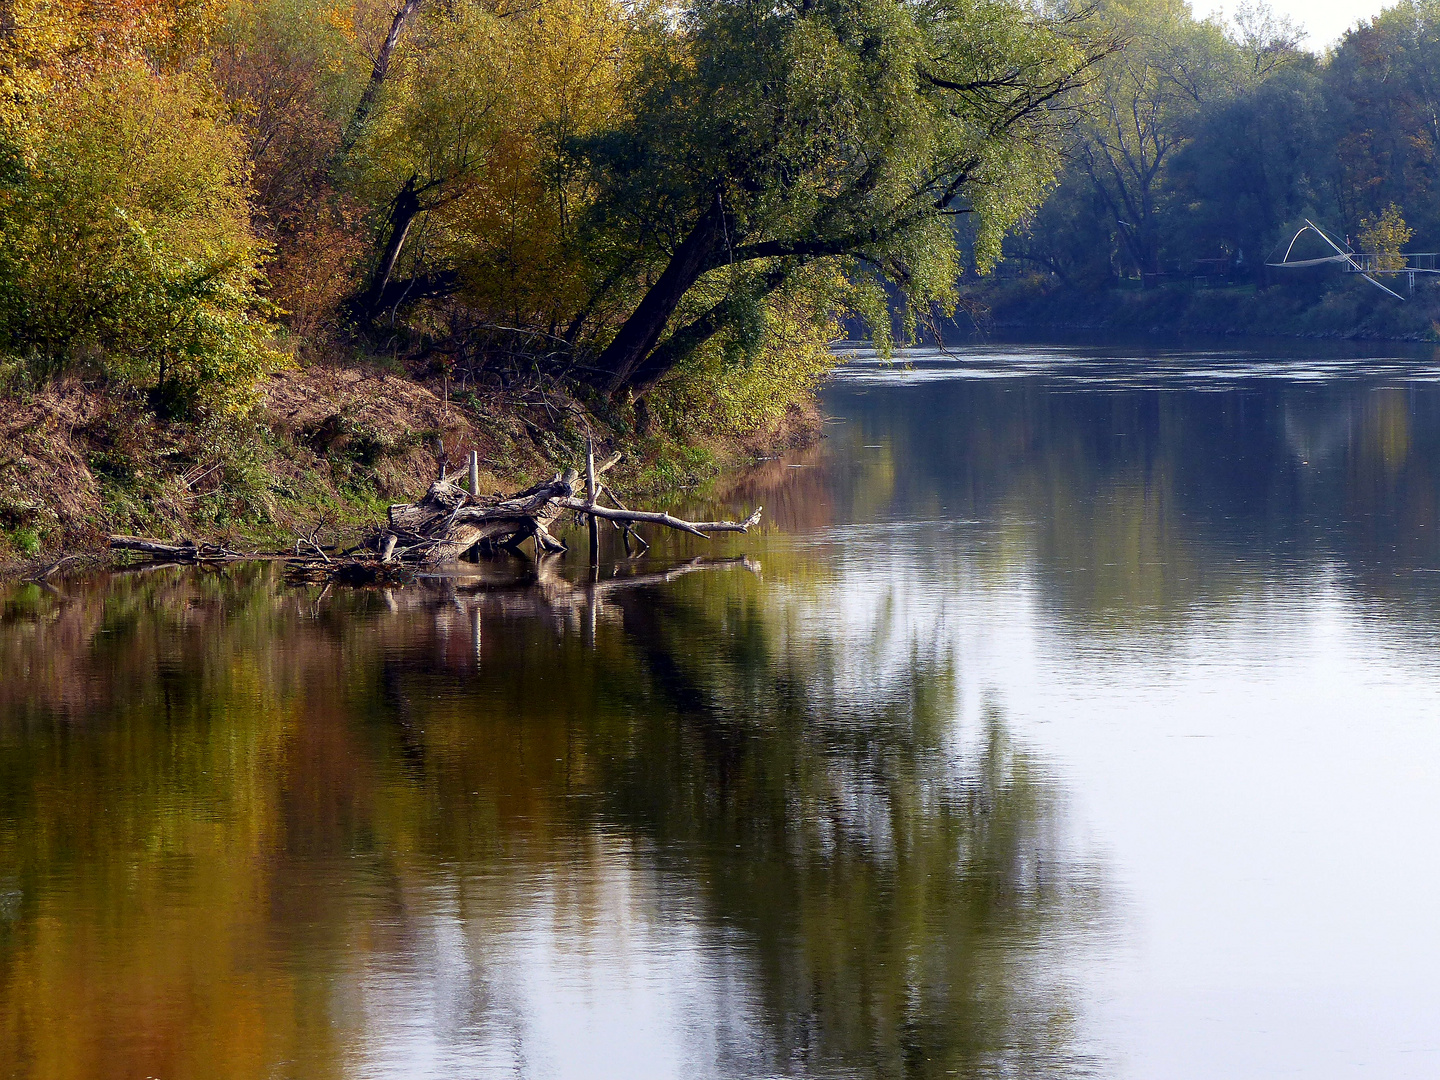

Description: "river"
4 336 1440 1078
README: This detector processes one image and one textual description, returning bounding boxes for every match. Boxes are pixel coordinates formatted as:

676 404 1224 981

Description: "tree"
210 0 379 342
344 0 1107 400
1326 0 1440 248
1074 0 1243 282
1231 0 1304 82
346 0 633 326
0 64 273 412
1165 60 1327 276
1358 203 1413 272
572 0 1108 397
1005 159 1121 285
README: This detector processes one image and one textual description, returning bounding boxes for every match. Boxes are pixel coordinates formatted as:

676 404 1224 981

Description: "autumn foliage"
1 0 1099 430
0 0 271 412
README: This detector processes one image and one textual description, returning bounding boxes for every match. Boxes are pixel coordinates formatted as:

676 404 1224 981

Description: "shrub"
1357 205 1413 275
0 63 277 414
9 526 41 556
650 262 848 440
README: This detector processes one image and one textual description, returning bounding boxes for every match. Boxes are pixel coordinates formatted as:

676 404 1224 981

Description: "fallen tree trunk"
110 536 199 558
109 536 251 560
107 458 763 582
374 464 762 565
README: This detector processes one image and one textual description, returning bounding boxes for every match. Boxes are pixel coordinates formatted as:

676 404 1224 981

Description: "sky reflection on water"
5 337 1440 1078
812 338 1440 1078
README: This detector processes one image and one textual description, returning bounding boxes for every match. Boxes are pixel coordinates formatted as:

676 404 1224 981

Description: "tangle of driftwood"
110 450 763 584
370 451 761 566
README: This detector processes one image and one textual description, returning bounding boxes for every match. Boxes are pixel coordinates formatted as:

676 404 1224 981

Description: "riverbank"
0 364 819 578
966 274 1440 341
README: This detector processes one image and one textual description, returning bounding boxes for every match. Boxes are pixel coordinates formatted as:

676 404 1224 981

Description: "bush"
0 63 276 414
8 526 41 557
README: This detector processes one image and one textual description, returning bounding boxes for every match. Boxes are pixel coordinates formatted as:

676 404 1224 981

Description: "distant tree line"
1003 0 1440 288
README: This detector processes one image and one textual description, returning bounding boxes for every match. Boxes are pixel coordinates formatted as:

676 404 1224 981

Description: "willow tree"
571 0 1110 398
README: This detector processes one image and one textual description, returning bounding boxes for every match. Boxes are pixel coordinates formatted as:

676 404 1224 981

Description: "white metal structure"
1264 219 1440 299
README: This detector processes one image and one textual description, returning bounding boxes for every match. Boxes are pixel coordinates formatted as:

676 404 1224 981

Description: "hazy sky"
1207 0 1389 49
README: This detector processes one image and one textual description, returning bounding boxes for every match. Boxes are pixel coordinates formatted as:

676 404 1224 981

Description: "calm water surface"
5 337 1440 1078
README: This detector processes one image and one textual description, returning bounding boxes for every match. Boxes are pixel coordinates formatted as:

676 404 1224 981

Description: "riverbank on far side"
964 274 1440 342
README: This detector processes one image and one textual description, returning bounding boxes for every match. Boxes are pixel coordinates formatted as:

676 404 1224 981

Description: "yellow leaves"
50 66 252 263
0 61 275 410
2 0 218 79
354 0 635 326
0 0 70 137
782 19 865 151
518 0 631 129
1358 203 1413 273
0 0 230 154
322 0 363 45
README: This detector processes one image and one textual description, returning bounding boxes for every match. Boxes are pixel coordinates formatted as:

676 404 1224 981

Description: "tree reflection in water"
16 343 1440 1078
0 561 1107 1079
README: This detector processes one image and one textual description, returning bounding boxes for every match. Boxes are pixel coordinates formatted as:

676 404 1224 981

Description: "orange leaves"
6 0 213 79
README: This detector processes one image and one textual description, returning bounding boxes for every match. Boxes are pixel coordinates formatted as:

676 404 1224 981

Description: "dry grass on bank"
0 364 821 576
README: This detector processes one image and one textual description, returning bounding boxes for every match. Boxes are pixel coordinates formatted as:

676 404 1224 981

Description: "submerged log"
109 536 251 561
110 536 200 558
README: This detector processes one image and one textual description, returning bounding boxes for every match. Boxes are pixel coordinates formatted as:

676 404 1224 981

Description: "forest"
988 0 1440 332
0 0 1098 420
0 0 1435 558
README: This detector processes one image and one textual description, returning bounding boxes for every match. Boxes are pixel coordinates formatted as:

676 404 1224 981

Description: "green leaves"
571 0 1102 391
0 64 276 414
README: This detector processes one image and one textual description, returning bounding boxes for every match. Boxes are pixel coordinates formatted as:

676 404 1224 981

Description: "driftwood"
21 553 84 583
108 534 357 582
554 498 762 538
106 454 762 583
110 536 252 561
372 459 762 566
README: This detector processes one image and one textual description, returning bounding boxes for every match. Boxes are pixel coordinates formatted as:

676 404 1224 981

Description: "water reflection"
10 338 1440 1078
0 560 1103 1079
799 344 1440 629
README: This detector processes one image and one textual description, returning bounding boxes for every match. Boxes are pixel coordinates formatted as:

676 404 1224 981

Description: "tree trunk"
624 266 791 396
361 175 422 320
595 193 728 397
338 0 424 160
